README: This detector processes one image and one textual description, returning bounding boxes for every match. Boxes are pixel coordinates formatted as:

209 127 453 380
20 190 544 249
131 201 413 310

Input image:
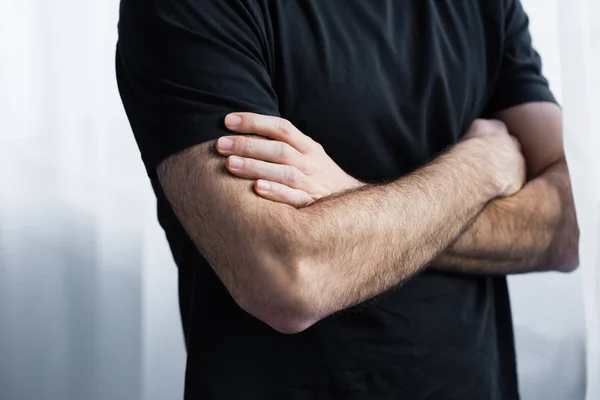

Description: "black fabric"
116 1 556 399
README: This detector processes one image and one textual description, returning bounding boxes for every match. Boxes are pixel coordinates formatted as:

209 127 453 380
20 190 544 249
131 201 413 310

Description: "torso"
160 1 518 399
268 0 501 181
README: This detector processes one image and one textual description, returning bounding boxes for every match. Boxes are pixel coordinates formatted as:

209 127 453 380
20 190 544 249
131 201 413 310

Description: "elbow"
549 210 580 274
261 305 319 335
554 250 580 274
229 251 322 335
558 224 581 274
225 212 323 334
548 238 580 274
234 270 320 334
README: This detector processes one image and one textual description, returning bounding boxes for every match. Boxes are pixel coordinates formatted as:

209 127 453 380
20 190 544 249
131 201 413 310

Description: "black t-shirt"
116 1 555 399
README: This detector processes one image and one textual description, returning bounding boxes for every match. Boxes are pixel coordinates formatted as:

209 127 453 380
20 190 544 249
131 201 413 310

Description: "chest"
266 0 502 180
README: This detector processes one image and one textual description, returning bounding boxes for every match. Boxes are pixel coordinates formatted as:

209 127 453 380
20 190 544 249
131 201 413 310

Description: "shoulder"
116 0 281 177
476 0 528 31
118 0 273 45
116 0 275 88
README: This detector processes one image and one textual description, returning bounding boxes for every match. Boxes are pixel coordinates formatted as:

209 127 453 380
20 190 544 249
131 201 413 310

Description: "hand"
216 113 363 207
461 119 526 197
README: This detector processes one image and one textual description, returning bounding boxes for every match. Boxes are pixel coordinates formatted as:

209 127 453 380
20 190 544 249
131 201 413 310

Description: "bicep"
495 102 564 178
487 0 563 178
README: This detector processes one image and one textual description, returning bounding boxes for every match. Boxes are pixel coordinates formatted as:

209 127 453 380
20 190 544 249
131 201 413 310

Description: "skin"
216 102 579 275
158 116 529 334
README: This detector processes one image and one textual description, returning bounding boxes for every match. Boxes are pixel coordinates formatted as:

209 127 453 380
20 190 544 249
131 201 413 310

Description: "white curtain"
0 1 597 399
0 1 184 399
506 1 599 399
556 0 600 398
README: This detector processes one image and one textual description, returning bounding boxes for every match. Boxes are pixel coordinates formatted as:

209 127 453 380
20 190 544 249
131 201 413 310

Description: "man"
116 0 579 398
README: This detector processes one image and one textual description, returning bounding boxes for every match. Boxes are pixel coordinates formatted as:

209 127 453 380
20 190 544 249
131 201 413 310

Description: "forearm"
291 139 501 322
432 160 579 274
160 137 504 333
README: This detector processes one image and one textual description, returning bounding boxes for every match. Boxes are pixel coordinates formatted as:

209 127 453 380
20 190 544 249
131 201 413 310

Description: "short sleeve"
485 0 557 115
116 0 279 177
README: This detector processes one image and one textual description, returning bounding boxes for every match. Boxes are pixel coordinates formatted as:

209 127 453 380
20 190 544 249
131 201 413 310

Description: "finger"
226 156 307 190
216 135 303 167
254 180 314 208
224 113 314 153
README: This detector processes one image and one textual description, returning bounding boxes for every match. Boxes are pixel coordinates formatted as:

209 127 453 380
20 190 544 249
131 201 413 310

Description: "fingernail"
257 180 270 191
218 137 234 151
225 114 242 127
229 156 243 169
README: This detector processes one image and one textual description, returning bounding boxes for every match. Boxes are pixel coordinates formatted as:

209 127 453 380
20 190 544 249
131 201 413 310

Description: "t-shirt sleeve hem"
485 82 558 116
141 108 277 179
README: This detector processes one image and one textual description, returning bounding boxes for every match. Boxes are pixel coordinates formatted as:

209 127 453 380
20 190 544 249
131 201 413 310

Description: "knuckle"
277 118 294 136
311 140 324 152
470 119 508 137
512 137 521 149
285 167 301 185
243 114 254 129
491 120 508 133
241 138 252 153
279 144 291 162
470 119 486 132
295 154 309 172
247 114 262 133
279 144 299 163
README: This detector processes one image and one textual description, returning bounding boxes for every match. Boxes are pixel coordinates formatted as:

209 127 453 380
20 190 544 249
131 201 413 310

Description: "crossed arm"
157 110 566 334
215 103 579 276
118 0 578 335
432 103 579 273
